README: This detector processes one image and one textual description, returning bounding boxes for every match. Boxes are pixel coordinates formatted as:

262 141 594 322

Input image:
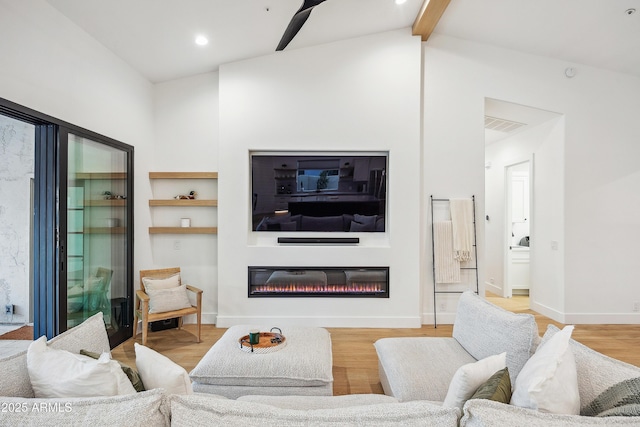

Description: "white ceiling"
46 0 424 83
484 99 562 145
46 0 640 84
435 0 640 78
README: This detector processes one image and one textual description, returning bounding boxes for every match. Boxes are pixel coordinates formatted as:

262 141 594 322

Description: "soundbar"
277 237 360 245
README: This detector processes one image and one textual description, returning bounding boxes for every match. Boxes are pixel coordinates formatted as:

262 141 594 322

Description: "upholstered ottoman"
189 325 333 399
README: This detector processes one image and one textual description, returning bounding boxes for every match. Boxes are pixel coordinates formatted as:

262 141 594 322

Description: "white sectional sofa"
375 291 640 425
2 294 638 426
0 312 460 426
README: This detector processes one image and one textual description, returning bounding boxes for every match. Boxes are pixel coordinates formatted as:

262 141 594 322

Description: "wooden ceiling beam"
412 0 451 41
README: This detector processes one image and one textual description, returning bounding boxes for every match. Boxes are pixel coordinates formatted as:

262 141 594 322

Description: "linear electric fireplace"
248 267 389 298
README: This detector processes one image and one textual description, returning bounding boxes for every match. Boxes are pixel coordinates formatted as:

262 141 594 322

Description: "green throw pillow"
80 349 145 392
469 367 512 404
582 377 640 417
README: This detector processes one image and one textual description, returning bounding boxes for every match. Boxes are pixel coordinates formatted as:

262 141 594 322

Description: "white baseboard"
181 313 217 324
215 315 422 328
484 282 502 296
529 300 565 323
564 312 640 324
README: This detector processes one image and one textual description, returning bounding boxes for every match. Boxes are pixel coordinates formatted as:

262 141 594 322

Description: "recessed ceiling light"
395 0 407 4
195 35 209 46
626 8 636 15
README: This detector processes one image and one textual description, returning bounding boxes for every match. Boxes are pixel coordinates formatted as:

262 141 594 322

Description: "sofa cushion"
510 325 580 414
0 389 170 426
257 214 302 231
443 352 507 410
300 215 344 231
171 394 460 427
27 336 136 398
452 291 538 383
374 337 476 402
461 399 640 427
48 311 111 355
237 394 398 410
0 350 33 398
541 324 640 411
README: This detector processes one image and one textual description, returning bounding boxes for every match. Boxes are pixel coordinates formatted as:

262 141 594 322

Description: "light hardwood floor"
111 295 640 395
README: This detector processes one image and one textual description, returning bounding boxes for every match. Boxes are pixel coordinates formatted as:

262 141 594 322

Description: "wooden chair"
134 267 203 346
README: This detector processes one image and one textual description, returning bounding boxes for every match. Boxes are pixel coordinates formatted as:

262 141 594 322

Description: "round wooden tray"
238 331 287 354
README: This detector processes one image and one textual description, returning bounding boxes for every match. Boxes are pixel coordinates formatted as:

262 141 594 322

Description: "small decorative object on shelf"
103 191 126 200
175 190 197 200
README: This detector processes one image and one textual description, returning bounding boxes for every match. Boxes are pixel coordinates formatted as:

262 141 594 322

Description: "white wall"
0 0 155 316
217 29 423 327
150 72 220 322
423 34 640 323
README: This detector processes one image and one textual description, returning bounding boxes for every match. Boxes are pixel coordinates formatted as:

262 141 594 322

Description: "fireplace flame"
252 282 385 294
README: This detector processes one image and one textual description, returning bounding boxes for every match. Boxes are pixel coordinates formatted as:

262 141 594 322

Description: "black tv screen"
251 153 387 232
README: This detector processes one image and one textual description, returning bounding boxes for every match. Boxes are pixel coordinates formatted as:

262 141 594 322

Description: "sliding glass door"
66 133 132 348
62 132 133 347
2 97 134 348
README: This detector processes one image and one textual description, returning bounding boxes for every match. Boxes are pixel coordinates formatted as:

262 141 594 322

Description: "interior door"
505 161 531 298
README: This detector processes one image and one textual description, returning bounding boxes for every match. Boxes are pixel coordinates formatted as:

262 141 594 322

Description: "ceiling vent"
484 116 526 133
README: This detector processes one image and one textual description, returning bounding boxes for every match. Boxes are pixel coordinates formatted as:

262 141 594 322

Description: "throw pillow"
582 376 640 417
443 352 507 410
146 284 192 313
510 325 580 414
134 343 193 395
354 214 377 226
142 272 181 290
81 349 145 392
349 220 374 232
469 367 512 404
27 336 136 398
597 404 640 417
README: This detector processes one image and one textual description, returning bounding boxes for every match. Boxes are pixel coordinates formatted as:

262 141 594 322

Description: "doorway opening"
0 114 35 334
484 98 563 311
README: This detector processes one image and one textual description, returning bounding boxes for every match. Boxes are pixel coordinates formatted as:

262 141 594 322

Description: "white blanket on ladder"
450 198 474 262
434 221 460 283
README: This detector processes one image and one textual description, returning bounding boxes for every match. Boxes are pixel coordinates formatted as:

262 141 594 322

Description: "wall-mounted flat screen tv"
251 152 387 232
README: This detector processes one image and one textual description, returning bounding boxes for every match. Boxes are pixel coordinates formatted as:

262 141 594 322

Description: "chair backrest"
139 267 181 292
95 267 113 286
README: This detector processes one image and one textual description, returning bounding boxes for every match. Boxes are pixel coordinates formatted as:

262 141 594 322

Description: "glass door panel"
65 134 131 345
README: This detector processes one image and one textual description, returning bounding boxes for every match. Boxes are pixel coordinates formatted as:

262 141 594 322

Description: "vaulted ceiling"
46 0 639 83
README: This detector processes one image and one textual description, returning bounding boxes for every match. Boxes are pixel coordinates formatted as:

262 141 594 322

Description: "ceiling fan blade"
276 0 328 51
